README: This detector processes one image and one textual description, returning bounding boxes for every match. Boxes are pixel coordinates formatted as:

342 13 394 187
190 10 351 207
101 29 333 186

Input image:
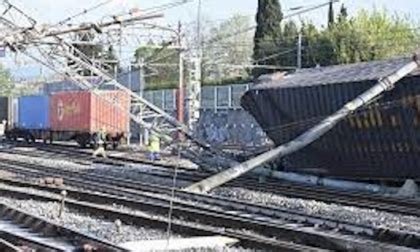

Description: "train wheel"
77 139 87 148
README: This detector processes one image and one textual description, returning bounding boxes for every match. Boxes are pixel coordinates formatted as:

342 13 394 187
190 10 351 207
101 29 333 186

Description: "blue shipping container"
18 95 50 129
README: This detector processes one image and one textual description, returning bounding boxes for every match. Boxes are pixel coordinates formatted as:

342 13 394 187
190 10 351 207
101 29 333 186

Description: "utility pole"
177 21 185 140
138 57 146 146
186 0 202 131
297 32 302 69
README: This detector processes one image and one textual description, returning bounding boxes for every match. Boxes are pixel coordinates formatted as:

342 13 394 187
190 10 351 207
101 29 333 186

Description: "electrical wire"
197 0 337 51
55 0 114 26
166 140 182 246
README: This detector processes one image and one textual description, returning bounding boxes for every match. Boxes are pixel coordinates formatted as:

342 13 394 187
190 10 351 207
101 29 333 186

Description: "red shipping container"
50 90 130 135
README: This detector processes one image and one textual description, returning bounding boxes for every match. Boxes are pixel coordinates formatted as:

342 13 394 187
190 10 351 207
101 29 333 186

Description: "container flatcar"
241 57 420 181
49 90 130 148
4 90 130 148
6 95 51 142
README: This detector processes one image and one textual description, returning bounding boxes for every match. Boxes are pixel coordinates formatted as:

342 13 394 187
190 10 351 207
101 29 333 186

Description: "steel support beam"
0 1 235 169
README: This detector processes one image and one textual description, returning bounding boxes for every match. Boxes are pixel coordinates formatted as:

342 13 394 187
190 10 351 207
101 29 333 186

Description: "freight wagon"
241 57 420 181
6 95 51 142
4 90 130 148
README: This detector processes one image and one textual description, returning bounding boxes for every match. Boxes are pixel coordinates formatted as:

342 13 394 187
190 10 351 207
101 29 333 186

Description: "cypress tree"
328 0 334 28
252 0 283 78
279 21 298 67
338 4 348 23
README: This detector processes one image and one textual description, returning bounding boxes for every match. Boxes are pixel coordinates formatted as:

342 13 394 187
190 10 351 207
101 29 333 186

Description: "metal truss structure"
0 0 236 170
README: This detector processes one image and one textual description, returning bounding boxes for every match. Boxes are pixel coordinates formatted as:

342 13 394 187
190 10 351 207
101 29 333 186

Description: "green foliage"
295 7 420 68
144 76 251 91
134 42 180 89
202 14 253 83
277 21 298 67
253 0 283 78
338 4 348 23
0 64 12 96
328 0 335 28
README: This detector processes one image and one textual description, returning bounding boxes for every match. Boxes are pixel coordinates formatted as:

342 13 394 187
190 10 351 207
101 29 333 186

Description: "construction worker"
0 120 6 140
147 132 161 161
93 127 107 158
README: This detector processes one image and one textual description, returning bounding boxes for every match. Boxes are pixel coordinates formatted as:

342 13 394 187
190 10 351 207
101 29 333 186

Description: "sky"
11 0 419 25
3 0 420 80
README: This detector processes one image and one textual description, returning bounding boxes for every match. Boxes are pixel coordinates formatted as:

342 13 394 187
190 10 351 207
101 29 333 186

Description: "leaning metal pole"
185 54 420 193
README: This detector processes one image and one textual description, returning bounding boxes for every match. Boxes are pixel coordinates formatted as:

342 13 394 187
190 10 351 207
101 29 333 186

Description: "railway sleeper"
0 203 126 251
0 166 418 251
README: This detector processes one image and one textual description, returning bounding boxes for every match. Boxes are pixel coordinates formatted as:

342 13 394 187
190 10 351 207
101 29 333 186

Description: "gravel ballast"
212 186 420 234
0 196 173 244
3 145 420 237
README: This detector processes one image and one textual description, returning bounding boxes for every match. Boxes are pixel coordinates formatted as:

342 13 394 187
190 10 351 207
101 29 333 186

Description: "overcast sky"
4 0 420 79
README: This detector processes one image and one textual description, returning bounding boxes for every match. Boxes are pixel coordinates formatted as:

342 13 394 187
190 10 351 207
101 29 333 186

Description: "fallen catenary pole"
185 54 420 193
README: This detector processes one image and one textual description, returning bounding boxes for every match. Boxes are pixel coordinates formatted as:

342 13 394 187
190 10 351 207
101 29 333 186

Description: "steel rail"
0 237 22 252
0 203 126 251
3 143 420 218
0 182 325 252
0 160 419 250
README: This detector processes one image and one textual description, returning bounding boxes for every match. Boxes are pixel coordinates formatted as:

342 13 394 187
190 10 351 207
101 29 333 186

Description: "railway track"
0 158 419 251
0 202 126 251
0 179 326 251
3 142 420 219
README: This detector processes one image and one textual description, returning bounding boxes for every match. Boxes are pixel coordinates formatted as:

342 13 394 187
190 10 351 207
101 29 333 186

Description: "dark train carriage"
241 57 420 180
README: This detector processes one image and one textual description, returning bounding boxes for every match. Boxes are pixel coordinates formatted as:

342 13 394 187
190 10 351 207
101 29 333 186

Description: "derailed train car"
4 90 130 148
241 57 420 180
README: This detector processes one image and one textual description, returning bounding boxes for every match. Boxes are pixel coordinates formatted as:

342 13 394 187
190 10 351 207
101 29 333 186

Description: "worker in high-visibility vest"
93 127 107 158
147 132 161 161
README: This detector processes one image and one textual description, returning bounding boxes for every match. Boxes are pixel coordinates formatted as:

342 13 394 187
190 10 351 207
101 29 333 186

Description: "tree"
0 64 12 96
338 4 348 23
277 21 299 67
328 0 335 28
253 0 283 78
134 41 181 89
202 14 253 83
329 8 420 64
300 7 420 67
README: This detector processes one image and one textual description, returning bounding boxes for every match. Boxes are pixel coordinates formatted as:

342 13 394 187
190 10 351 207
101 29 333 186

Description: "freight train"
241 57 420 181
1 90 130 148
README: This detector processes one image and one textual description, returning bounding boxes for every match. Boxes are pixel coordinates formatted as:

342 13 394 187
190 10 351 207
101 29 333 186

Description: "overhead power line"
55 0 114 26
200 0 338 50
